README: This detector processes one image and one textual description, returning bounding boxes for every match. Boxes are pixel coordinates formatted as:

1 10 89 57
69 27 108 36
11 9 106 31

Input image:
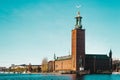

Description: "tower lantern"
75 11 82 29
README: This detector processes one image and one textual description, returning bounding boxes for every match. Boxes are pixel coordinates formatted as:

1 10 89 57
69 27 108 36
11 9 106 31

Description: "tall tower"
72 11 85 71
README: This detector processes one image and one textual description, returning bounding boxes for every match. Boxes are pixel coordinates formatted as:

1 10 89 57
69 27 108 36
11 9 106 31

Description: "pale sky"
0 0 120 67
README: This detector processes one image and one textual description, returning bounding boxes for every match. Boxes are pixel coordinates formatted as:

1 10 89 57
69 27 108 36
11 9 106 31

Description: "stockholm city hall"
54 11 112 73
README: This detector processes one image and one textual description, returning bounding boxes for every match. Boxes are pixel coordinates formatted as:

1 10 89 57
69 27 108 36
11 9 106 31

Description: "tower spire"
109 49 112 58
75 11 82 29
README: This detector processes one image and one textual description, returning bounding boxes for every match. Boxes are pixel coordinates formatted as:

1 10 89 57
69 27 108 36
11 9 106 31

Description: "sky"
0 0 120 67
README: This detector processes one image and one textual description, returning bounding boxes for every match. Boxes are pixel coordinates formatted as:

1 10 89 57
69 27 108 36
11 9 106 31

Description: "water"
0 74 120 80
83 74 120 80
0 74 73 80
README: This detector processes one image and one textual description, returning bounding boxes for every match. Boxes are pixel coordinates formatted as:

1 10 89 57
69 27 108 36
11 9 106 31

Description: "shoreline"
1 71 120 75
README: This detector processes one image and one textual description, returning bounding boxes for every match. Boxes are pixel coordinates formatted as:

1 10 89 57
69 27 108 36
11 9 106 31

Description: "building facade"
55 55 72 71
54 11 112 73
85 53 112 73
48 61 54 72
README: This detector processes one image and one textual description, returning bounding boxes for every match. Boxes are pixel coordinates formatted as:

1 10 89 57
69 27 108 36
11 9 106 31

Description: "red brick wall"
72 30 77 71
55 59 72 71
72 29 85 71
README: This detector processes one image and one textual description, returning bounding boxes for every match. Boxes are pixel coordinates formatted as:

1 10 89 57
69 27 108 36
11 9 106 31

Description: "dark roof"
17 64 40 66
85 54 109 59
56 55 71 61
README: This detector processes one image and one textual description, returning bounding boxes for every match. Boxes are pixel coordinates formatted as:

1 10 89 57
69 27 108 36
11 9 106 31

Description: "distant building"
54 11 112 73
0 67 6 72
48 61 54 72
10 64 41 73
10 64 27 69
112 59 120 72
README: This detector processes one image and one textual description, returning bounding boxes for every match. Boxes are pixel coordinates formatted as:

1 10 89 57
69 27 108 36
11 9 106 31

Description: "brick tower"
72 11 85 71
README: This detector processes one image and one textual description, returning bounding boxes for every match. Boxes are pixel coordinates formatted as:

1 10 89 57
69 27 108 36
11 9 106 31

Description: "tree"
28 63 33 73
41 57 48 72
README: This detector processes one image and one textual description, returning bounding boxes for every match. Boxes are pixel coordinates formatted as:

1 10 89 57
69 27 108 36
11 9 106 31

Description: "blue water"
0 74 120 80
83 74 120 80
0 74 73 80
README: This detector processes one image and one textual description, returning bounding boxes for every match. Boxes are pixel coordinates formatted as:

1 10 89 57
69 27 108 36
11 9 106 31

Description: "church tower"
72 11 85 71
